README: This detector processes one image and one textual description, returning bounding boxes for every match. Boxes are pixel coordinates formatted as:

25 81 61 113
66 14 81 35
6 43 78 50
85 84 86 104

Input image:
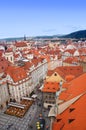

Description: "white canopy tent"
8 102 26 109
22 97 33 101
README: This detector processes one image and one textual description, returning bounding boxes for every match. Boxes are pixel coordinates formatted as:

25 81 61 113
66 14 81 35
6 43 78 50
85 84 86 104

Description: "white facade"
7 75 33 103
4 51 14 63
73 50 79 57
30 60 48 88
0 77 9 109
48 59 62 70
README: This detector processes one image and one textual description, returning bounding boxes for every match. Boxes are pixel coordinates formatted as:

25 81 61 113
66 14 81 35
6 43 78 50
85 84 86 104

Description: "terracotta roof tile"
59 72 86 101
53 93 86 130
6 66 27 82
42 82 59 93
0 57 10 73
15 42 27 47
63 57 79 64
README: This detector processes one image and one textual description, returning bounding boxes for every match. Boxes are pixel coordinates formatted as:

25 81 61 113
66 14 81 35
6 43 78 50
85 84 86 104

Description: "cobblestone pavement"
0 89 50 130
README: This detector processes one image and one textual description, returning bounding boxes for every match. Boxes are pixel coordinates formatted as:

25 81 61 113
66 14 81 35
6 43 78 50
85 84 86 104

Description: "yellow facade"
46 72 65 83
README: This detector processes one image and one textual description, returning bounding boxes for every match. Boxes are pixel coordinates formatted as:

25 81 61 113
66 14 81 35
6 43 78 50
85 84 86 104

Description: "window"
69 108 75 113
68 119 75 124
11 57 12 61
54 73 57 76
57 119 62 122
49 95 52 99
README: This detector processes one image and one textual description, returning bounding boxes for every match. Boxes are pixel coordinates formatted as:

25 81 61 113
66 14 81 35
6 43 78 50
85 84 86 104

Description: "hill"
61 30 86 39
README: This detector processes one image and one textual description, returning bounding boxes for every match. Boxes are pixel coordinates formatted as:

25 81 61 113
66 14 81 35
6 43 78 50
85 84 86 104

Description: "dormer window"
68 119 75 124
57 119 62 122
69 108 75 113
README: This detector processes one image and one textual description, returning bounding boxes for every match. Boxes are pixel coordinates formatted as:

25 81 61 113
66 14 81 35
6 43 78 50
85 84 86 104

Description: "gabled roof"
59 72 86 101
52 92 86 130
63 57 79 64
47 66 83 81
6 66 27 82
57 66 83 78
46 72 65 82
42 82 59 93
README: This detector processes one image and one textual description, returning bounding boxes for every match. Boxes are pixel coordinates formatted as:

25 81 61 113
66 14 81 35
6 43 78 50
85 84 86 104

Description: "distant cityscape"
0 30 86 42
0 33 86 130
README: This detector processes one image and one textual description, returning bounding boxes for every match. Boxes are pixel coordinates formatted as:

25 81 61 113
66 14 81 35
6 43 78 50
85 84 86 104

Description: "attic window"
69 108 75 113
54 73 57 76
68 119 75 124
57 119 62 122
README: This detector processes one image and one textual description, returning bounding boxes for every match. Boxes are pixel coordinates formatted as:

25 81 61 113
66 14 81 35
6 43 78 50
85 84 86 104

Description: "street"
0 87 50 130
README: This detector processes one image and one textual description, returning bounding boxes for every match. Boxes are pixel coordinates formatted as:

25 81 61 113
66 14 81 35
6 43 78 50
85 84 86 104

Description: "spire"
24 34 26 41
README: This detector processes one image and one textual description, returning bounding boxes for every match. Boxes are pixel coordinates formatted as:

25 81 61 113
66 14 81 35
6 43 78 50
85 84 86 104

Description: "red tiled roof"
42 81 59 93
6 66 27 82
63 57 79 64
24 61 33 70
5 48 13 52
64 49 76 54
0 50 4 57
39 55 51 62
47 70 54 76
0 57 10 73
53 93 86 130
47 66 83 80
57 66 83 78
59 72 86 101
15 42 27 47
65 75 75 82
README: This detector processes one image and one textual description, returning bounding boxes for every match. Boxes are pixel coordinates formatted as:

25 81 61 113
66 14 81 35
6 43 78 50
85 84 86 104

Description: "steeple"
24 34 26 41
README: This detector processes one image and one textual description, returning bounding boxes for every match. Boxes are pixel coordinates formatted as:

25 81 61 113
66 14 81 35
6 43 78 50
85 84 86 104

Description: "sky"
0 0 86 38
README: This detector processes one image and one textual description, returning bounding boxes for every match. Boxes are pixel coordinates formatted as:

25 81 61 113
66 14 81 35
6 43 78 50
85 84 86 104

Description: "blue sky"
0 0 86 38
